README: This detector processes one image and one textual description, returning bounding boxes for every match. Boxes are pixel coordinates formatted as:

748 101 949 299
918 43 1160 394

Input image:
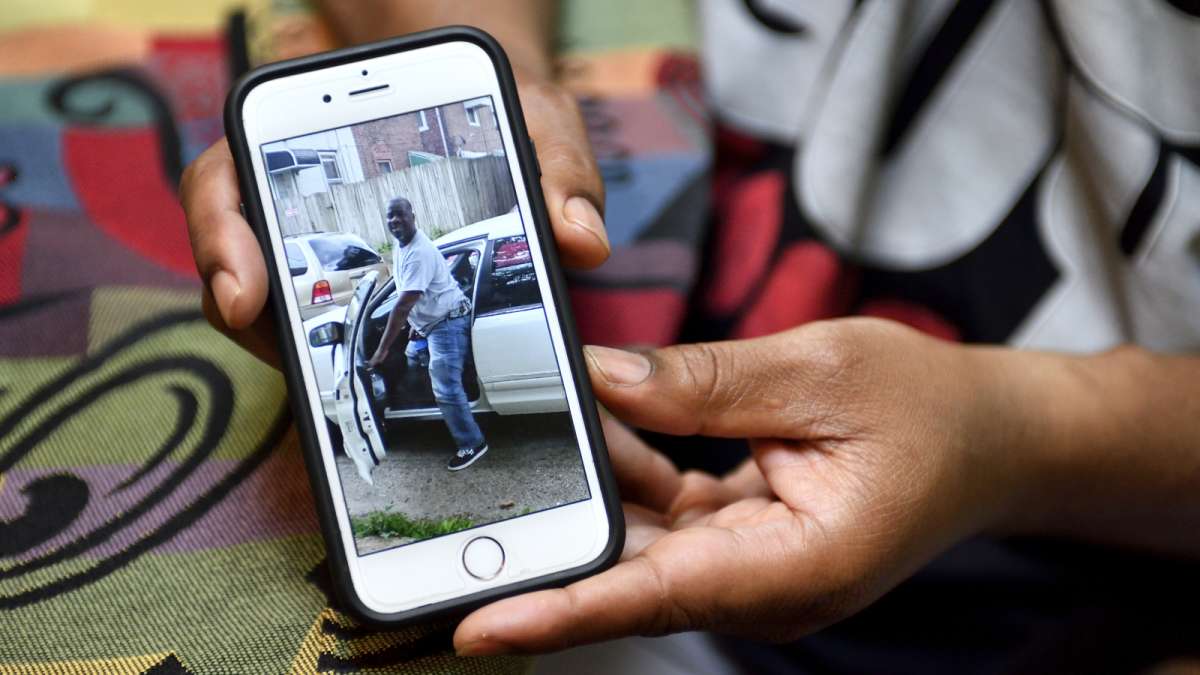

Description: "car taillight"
312 280 333 304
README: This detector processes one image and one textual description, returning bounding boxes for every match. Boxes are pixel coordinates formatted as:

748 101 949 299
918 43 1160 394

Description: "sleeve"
397 244 435 293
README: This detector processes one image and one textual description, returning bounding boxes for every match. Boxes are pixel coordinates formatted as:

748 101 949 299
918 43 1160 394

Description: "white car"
303 212 568 482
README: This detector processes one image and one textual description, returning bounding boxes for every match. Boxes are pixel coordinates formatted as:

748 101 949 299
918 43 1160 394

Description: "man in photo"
366 196 488 471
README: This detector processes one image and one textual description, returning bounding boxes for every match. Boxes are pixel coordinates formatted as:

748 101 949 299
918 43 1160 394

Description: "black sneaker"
448 442 489 471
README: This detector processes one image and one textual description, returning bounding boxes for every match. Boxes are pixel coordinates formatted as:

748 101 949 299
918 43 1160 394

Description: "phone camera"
361 69 368 76
322 94 332 103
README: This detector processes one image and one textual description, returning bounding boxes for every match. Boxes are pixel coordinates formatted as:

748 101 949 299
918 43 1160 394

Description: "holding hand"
366 346 389 370
454 319 1067 653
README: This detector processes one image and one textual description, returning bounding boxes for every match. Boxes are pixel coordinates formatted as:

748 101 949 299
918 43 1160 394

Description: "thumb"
583 331 831 439
517 78 610 270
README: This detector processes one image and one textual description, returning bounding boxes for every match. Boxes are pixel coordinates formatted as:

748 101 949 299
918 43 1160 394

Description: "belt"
413 297 472 336
447 296 472 319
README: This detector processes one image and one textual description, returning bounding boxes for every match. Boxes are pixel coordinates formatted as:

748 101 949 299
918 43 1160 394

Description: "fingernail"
456 640 508 657
563 196 610 252
585 345 652 386
210 269 242 323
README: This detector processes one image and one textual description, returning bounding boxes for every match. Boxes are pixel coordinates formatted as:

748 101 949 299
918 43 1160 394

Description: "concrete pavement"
333 411 591 554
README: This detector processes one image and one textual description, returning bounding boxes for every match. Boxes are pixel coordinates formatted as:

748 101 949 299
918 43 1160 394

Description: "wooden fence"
276 155 517 249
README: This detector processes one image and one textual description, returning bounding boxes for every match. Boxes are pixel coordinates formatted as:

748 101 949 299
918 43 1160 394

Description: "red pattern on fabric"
710 126 769 223
148 36 229 122
733 242 855 339
703 170 786 316
0 211 28 304
655 52 701 90
714 124 769 165
655 53 705 126
63 128 197 278
570 287 686 347
859 298 961 341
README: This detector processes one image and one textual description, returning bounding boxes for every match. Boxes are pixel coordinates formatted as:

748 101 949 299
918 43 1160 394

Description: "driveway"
334 411 591 554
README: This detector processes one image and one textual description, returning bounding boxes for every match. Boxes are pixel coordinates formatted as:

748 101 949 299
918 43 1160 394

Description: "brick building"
439 97 504 158
350 110 439 178
350 98 504 180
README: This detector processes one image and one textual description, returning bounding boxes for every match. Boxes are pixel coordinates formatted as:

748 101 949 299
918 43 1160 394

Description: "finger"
518 79 609 269
582 328 840 438
671 460 775 527
747 436 873 530
600 411 681 513
181 140 269 330
622 502 669 560
723 458 773 501
201 287 280 369
455 522 815 655
704 497 778 528
667 470 746 527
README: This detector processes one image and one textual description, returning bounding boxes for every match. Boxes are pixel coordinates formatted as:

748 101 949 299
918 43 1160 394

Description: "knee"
428 358 449 381
428 361 458 398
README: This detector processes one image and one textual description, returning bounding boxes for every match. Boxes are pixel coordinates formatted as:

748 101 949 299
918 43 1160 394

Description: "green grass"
351 511 474 540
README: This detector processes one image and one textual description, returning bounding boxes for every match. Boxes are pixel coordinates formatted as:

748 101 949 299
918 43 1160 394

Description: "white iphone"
224 27 623 623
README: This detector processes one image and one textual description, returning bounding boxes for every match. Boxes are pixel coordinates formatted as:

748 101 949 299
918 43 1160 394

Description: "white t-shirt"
392 230 467 335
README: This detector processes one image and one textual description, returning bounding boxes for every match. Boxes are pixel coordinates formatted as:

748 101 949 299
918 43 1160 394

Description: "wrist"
964 344 1198 553
933 340 1145 540
961 346 1086 536
932 345 1054 539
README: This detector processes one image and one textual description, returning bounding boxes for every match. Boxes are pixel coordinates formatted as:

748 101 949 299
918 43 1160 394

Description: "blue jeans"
425 315 485 451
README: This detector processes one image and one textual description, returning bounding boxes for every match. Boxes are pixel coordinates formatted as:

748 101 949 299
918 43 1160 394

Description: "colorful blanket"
0 1 708 672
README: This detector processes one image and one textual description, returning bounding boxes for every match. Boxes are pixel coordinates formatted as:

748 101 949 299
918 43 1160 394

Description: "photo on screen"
261 97 590 555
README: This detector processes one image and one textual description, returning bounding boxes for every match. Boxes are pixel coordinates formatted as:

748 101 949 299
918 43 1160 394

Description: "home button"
462 536 505 580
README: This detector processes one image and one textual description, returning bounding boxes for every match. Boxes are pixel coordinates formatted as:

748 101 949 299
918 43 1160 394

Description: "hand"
454 318 1045 654
366 346 389 370
181 71 606 366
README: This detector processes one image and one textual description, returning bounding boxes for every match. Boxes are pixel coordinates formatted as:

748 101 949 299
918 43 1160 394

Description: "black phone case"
223 26 624 626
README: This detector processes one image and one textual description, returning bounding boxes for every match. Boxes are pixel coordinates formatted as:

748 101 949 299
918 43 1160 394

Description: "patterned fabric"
0 1 706 672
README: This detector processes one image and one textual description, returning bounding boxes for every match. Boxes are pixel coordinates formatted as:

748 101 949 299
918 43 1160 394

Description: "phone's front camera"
361 69 368 76
322 94 332 103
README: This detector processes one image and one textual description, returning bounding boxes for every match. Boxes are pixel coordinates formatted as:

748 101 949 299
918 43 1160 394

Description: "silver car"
285 232 390 319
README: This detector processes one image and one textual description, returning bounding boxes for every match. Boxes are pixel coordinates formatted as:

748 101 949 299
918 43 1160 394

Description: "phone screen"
259 97 591 557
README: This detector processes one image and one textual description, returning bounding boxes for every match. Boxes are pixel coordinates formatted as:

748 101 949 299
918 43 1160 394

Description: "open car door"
332 271 387 484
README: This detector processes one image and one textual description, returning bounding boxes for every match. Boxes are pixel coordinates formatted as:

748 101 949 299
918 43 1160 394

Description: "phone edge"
222 25 625 627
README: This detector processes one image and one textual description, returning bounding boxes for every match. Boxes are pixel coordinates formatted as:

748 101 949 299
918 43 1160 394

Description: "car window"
443 249 480 297
308 235 382 271
285 242 307 276
477 236 540 315
370 292 397 321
